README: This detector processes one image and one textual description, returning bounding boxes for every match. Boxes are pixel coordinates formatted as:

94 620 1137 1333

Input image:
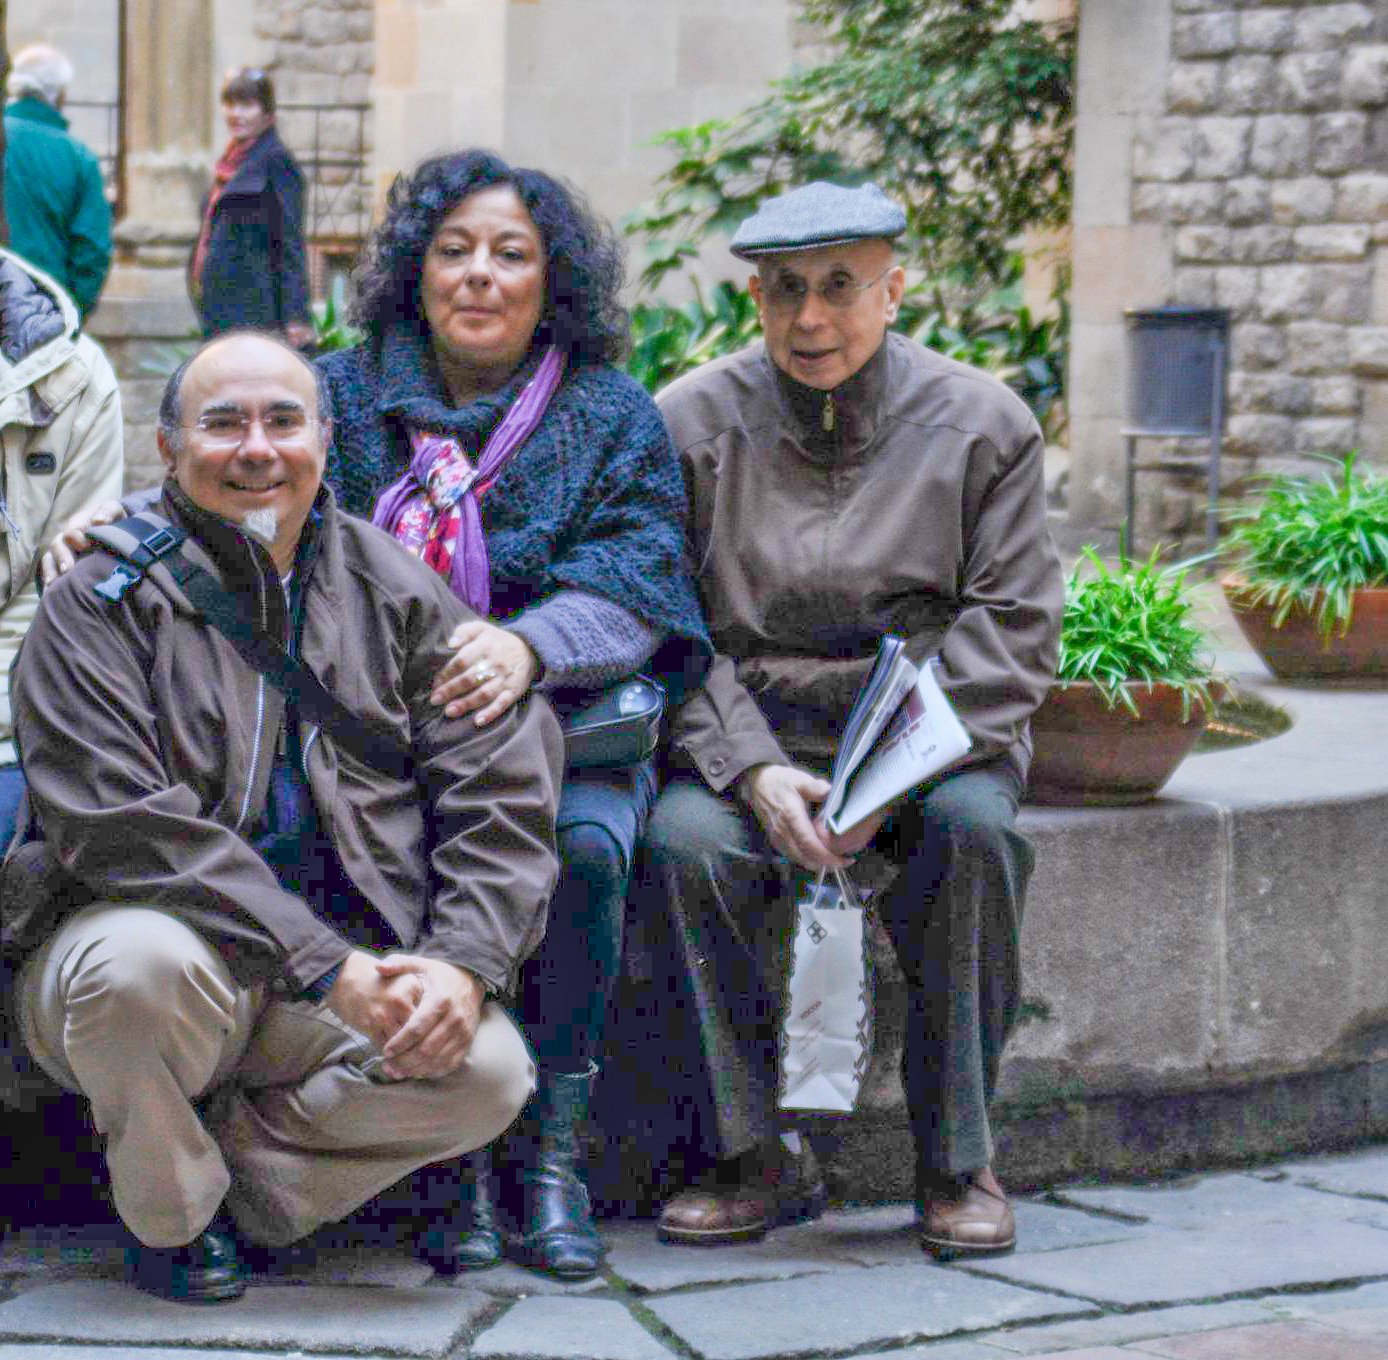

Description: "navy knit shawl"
317 329 709 695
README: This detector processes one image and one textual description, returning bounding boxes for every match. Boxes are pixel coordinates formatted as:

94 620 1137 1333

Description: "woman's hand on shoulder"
432 619 539 727
40 498 128 586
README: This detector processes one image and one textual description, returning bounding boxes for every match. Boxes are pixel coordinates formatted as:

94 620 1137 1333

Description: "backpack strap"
87 513 414 781
88 512 187 602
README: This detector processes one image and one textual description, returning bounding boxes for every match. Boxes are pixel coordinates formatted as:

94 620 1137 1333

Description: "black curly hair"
350 148 629 365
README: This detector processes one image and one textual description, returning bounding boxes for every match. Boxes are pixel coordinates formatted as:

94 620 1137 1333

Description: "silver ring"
474 665 493 685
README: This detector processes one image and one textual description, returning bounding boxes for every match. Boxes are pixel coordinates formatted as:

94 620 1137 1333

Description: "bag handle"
88 513 414 781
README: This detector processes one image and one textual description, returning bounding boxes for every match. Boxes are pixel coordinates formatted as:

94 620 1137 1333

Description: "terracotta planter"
1026 681 1209 806
1221 579 1388 681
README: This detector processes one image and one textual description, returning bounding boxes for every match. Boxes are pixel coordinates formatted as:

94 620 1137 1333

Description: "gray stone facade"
252 0 375 249
1132 1 1388 473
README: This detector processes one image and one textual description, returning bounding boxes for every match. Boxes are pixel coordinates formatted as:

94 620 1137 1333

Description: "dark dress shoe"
658 1141 827 1247
917 1166 1016 1260
126 1225 246 1303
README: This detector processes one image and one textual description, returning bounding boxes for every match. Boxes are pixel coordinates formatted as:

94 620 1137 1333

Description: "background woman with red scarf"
189 68 313 348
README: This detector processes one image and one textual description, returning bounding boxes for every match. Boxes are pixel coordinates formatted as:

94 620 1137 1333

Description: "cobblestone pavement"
2 1145 1387 1359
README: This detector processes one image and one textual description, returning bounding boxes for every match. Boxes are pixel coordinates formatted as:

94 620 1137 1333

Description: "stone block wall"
252 0 375 251
1069 0 1388 546
1133 2 1388 476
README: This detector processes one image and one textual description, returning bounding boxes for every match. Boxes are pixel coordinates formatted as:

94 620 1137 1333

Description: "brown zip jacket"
657 333 1063 793
9 483 563 997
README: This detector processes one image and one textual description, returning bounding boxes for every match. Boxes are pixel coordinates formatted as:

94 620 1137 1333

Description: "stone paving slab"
1321 1312 1388 1339
601 1212 884 1292
1268 1282 1388 1320
962 1220 1388 1307
1134 1319 1388 1357
852 1343 1012 1360
1272 1148 1388 1201
646 1262 1092 1360
1009 1350 1132 1359
0 1351 382 1360
976 1300 1275 1353
0 1279 494 1357
461 1261 608 1298
473 1296 675 1360
830 1201 1144 1265
603 1200 1141 1293
1053 1172 1388 1232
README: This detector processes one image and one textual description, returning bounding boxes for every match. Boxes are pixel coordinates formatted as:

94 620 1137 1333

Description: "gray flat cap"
730 181 907 260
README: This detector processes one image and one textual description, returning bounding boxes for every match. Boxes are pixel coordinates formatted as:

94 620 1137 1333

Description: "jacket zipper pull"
822 391 835 433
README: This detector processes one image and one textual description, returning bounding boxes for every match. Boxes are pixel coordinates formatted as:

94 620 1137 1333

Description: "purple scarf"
372 346 566 615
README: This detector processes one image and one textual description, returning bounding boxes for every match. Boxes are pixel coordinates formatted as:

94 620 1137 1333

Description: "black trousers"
632 760 1033 1182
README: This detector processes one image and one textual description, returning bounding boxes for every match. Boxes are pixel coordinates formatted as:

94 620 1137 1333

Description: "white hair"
240 508 280 550
7 45 75 108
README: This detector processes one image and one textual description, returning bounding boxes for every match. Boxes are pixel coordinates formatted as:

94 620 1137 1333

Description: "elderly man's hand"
39 498 127 585
373 953 487 1080
739 763 852 872
819 808 888 859
432 620 538 728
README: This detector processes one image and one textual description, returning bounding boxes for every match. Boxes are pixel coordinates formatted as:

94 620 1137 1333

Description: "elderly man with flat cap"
638 181 1062 1256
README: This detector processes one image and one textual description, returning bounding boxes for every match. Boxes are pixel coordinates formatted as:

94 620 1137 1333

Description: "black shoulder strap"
88 513 414 781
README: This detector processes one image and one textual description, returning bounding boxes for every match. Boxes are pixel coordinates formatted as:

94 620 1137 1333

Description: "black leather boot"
509 1064 604 1279
417 1148 503 1274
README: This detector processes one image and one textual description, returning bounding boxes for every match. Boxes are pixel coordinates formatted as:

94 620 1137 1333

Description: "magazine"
820 637 972 835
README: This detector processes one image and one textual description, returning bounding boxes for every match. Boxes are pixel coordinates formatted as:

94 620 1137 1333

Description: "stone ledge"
832 667 1388 1198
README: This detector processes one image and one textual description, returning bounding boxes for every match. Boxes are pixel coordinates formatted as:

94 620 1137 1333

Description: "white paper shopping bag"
777 868 873 1114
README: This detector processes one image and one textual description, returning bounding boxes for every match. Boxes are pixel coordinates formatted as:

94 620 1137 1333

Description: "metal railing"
64 99 124 218
59 99 370 245
277 101 371 249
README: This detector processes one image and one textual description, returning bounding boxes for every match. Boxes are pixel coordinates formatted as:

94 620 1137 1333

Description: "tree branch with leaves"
626 0 1073 298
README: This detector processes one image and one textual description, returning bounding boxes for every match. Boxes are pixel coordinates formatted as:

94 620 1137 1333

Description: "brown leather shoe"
658 1142 827 1246
918 1166 1016 1259
657 1180 770 1245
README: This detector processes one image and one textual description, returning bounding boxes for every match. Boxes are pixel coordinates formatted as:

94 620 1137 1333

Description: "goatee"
241 507 280 549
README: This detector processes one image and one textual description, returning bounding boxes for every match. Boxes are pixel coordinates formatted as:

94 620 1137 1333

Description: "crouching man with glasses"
6 331 562 1302
637 182 1063 1257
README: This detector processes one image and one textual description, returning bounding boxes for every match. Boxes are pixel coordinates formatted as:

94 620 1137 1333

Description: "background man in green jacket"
4 45 113 319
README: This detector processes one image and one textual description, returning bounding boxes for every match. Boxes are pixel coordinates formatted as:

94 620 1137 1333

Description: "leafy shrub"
1223 452 1388 639
1057 547 1216 717
626 283 761 393
625 0 1073 295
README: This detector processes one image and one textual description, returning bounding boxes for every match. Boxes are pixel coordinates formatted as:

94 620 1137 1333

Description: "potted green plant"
1221 452 1388 680
1027 547 1218 805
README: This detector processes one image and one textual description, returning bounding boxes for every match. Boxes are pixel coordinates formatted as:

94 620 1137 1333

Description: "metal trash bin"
1123 307 1229 550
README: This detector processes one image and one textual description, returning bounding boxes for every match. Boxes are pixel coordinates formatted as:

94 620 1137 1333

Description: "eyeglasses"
184 410 315 451
760 264 895 312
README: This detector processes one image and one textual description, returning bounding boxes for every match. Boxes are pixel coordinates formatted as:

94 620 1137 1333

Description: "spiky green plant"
312 274 364 354
1057 547 1217 717
1223 452 1388 640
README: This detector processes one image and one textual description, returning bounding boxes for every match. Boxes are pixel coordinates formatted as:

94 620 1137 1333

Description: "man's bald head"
155 332 331 575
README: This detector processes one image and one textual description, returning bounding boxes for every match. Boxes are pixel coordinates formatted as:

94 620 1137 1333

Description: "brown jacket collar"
767 336 892 464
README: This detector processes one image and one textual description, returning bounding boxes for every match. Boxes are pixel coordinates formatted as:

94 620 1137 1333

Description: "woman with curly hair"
317 148 708 1280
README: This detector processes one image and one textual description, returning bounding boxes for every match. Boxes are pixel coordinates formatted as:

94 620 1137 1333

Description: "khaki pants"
19 904 535 1248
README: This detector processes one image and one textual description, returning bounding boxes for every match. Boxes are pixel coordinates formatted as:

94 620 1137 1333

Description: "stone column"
87 0 214 491
1066 0 1175 531
121 0 216 252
